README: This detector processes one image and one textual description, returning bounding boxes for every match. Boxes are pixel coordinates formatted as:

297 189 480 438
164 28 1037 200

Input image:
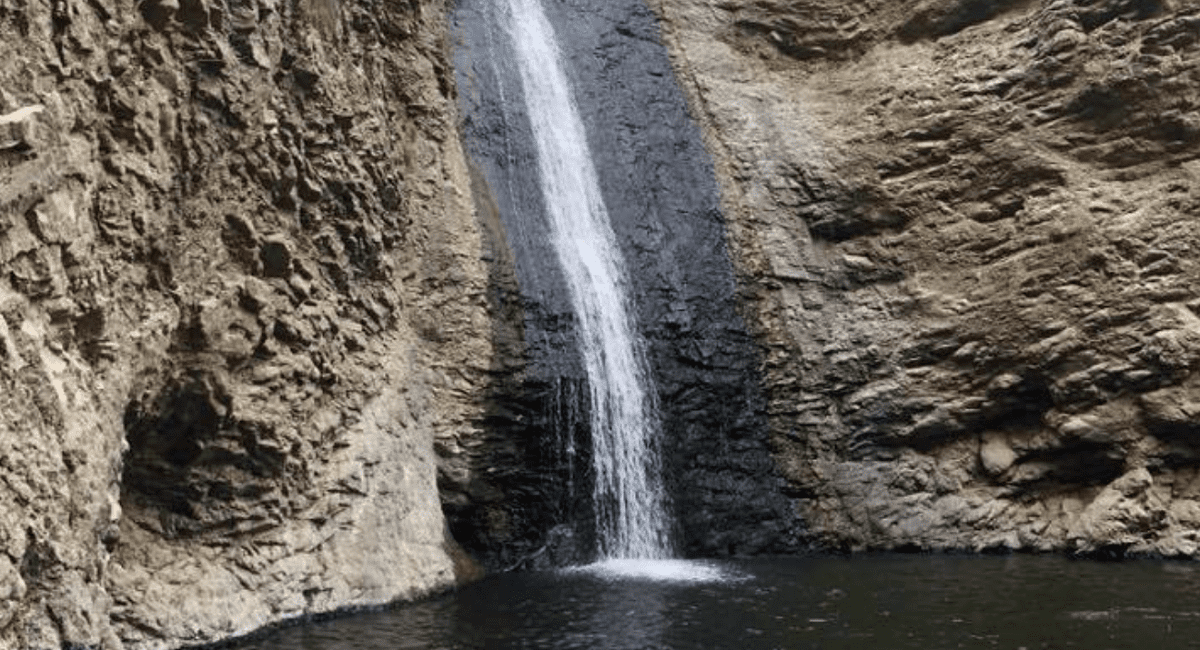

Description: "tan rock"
0 104 45 150
979 434 1016 476
652 0 1200 556
0 0 493 647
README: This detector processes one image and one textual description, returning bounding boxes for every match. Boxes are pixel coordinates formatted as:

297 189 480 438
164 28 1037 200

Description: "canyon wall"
3 0 1200 646
650 0 1200 556
0 0 493 647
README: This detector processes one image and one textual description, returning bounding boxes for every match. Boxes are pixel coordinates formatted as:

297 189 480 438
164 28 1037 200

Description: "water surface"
235 555 1200 649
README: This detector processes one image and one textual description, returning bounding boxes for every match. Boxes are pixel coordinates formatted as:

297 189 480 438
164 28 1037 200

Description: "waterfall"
504 0 671 560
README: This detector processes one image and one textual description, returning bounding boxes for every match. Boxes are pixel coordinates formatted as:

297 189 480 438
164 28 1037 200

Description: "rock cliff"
650 0 1200 556
0 0 492 647
4 0 1200 645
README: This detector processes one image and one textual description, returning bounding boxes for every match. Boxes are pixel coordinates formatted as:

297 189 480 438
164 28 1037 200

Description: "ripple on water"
564 559 742 583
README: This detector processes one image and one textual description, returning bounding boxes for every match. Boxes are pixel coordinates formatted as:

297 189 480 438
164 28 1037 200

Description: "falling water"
504 0 671 560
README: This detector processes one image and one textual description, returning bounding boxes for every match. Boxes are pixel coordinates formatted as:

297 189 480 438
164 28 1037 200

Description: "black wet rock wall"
451 0 801 565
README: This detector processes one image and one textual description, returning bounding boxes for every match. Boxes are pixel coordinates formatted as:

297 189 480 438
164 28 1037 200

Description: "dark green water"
233 555 1200 649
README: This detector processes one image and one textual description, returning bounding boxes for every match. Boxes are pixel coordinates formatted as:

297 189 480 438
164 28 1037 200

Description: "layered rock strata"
0 0 492 647
651 0 1200 556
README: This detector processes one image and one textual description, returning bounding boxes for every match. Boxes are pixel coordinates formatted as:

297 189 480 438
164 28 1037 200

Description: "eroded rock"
652 0 1200 556
0 0 492 647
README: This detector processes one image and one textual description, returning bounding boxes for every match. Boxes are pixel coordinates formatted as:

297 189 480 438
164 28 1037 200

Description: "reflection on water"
234 555 1200 650
581 571 665 649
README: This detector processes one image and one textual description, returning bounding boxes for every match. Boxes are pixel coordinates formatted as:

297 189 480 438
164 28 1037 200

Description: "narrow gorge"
0 0 1197 647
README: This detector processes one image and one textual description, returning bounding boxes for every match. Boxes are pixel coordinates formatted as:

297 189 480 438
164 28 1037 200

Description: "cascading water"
503 0 671 561
454 0 795 569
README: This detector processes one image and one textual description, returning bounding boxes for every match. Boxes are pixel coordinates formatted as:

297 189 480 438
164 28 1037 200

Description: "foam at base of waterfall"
566 559 739 583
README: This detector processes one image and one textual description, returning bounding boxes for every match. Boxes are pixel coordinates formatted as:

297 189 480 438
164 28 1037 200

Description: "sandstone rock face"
651 0 1200 556
0 0 492 647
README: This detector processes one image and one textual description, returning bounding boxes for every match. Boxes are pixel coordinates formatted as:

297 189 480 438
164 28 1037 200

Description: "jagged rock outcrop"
0 0 492 647
651 0 1200 556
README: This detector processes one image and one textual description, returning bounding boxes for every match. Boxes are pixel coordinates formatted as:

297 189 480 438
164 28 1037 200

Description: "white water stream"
504 0 671 560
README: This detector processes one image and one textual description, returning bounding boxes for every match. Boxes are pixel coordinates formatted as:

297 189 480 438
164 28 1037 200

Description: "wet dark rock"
453 0 800 566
